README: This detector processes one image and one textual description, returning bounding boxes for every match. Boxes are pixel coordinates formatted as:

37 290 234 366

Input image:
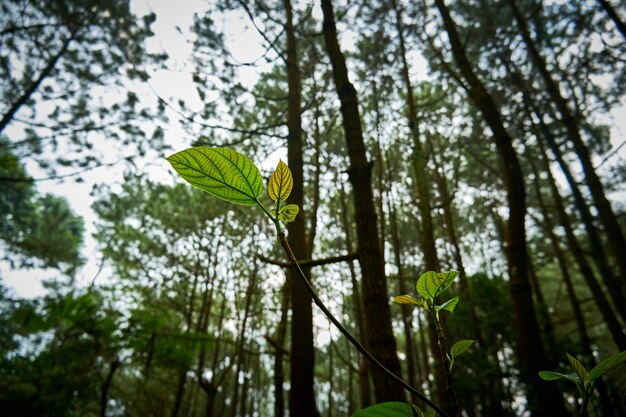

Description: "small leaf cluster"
394 271 474 371
268 160 299 223
539 351 626 405
166 147 299 233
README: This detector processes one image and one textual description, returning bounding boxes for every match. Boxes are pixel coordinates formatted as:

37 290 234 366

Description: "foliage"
0 143 83 272
0 286 121 417
540 351 626 415
0 0 167 173
394 270 475 371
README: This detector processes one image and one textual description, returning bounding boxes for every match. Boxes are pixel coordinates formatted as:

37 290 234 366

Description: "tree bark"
321 0 404 402
433 0 570 415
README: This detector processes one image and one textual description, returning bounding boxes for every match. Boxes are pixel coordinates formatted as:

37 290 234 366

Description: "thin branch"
256 252 358 268
277 232 449 417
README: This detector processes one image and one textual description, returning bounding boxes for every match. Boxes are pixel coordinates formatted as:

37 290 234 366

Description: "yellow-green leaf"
394 295 421 305
268 160 293 202
567 353 589 383
278 204 299 222
166 147 263 205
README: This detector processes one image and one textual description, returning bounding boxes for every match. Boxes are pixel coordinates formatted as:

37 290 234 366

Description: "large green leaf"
351 402 413 417
588 351 626 380
416 271 459 299
166 147 263 205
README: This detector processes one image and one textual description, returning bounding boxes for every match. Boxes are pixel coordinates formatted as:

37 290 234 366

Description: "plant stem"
578 387 592 417
276 231 450 417
430 303 460 415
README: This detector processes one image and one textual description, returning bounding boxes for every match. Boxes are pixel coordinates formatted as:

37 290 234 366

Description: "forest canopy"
1 0 625 416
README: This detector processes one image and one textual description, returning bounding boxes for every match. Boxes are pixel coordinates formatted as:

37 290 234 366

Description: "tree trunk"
528 152 616 417
536 137 626 350
228 267 258 417
508 0 626 288
273 281 290 417
100 358 121 417
391 3 451 408
433 0 570 415
321 0 404 402
535 105 626 324
283 1 318 416
339 181 371 408
500 48 626 347
388 191 419 393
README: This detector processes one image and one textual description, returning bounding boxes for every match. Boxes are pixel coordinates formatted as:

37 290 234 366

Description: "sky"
2 0 625 302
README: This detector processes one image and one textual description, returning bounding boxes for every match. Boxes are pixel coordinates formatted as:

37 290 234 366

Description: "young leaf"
350 402 413 417
539 371 580 384
588 351 626 380
450 339 474 359
416 271 459 299
394 295 422 306
166 147 263 205
567 353 589 383
411 404 435 417
278 204 299 222
411 404 424 417
438 296 459 313
268 160 293 202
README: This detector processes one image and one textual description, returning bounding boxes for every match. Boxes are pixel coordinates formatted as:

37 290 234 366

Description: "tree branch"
256 252 358 268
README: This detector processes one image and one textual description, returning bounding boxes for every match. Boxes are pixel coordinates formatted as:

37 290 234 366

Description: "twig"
256 252 358 268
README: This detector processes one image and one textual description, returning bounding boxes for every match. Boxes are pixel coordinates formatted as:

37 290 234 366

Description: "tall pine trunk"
508 0 626 289
283 1 318 416
391 1 453 410
321 0 404 402
433 0 569 414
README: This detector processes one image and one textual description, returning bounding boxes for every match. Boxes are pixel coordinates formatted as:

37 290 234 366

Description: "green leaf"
350 402 413 417
268 160 293 202
166 147 263 205
438 296 459 313
278 204 299 222
393 295 422 306
539 371 580 384
567 353 589 383
411 404 424 417
450 339 474 359
416 271 459 299
588 351 626 380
